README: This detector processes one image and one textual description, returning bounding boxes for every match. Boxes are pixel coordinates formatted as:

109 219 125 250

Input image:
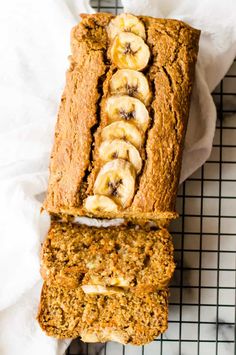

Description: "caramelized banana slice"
105 95 150 132
101 121 143 149
110 32 150 70
107 13 146 40
84 195 118 213
109 69 152 105
99 139 142 173
93 159 136 208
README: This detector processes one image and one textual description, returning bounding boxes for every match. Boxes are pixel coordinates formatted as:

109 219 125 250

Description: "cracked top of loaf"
43 13 200 224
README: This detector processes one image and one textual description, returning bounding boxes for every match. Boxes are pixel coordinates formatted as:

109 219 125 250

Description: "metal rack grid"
66 1 236 354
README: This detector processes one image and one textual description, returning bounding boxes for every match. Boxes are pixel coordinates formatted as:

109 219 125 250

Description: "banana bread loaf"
37 283 168 345
43 13 200 223
41 222 175 292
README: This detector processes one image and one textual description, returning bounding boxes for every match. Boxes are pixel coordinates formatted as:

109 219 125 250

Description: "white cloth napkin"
0 0 235 354
122 0 236 182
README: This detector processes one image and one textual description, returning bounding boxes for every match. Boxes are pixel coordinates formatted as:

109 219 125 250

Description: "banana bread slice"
43 13 200 224
41 222 175 292
37 283 168 345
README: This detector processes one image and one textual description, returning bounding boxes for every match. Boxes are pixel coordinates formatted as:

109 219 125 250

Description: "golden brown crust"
37 283 168 344
44 15 108 211
131 17 200 213
43 13 200 222
41 222 175 291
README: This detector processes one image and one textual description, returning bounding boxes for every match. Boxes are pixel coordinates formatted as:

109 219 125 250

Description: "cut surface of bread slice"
37 283 168 345
41 222 175 292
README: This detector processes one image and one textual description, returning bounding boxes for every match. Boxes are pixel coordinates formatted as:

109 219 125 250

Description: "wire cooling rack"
66 1 236 354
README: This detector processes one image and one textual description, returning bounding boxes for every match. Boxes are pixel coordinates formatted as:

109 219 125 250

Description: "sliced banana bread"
37 283 168 345
41 222 175 292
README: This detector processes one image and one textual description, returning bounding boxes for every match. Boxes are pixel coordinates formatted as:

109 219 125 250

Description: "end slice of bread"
37 283 168 345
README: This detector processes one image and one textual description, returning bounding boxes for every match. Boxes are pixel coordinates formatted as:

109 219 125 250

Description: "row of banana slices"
84 14 152 215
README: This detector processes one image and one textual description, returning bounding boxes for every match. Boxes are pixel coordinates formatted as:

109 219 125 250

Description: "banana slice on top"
105 95 150 132
101 121 143 149
107 13 146 40
93 159 136 208
110 32 150 71
109 69 152 105
99 139 142 173
84 195 118 213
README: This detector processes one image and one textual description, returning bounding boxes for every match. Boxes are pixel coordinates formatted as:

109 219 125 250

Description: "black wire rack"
66 1 236 354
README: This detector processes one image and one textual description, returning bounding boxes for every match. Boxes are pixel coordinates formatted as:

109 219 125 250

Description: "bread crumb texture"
41 222 175 291
37 283 168 345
